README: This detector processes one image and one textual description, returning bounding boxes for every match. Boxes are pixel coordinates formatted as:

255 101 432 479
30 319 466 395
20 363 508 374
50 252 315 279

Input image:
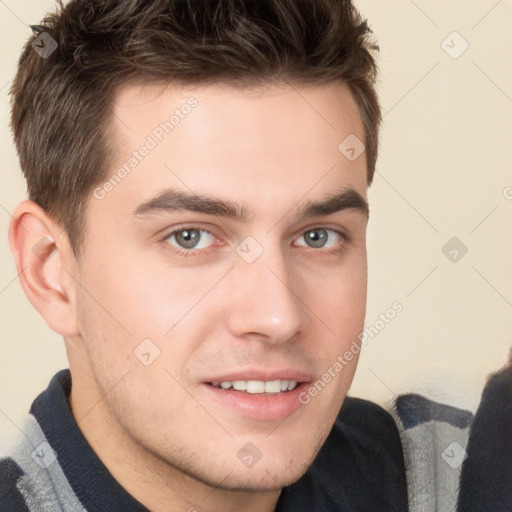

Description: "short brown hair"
10 0 380 257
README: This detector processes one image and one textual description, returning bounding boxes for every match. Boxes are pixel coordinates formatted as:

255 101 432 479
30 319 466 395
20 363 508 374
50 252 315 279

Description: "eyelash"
161 224 350 258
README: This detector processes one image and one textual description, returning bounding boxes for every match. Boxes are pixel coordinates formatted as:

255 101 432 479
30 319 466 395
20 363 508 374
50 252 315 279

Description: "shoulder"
279 396 408 512
327 396 408 491
337 395 404 448
0 408 84 512
0 456 30 512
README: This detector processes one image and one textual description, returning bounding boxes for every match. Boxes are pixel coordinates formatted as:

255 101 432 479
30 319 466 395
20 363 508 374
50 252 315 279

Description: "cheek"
76 254 230 385
302 265 366 423
298 252 367 403
81 250 222 336
74 264 205 417
307 254 367 334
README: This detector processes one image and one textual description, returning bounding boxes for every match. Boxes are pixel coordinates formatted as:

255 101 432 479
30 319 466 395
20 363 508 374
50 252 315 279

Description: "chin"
152 441 312 494
196 462 311 493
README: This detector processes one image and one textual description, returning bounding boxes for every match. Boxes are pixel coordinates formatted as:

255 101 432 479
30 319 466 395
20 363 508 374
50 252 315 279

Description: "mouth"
201 375 311 420
207 379 299 394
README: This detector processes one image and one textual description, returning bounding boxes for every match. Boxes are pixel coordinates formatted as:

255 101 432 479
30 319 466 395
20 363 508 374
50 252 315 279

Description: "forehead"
93 80 367 224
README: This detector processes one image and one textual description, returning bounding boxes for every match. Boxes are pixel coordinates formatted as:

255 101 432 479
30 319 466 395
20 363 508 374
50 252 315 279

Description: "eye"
164 228 216 251
295 228 343 249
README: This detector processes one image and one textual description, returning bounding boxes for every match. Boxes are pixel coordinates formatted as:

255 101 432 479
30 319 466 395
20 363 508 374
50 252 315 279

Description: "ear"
9 200 79 336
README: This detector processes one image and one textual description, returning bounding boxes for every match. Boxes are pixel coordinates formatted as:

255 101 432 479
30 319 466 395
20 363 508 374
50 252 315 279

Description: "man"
0 1 408 510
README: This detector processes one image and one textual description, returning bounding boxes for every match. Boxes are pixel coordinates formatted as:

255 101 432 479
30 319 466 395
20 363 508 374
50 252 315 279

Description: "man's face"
72 81 368 491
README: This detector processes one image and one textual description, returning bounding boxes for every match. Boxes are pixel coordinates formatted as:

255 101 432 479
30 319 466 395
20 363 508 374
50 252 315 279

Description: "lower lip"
200 382 309 421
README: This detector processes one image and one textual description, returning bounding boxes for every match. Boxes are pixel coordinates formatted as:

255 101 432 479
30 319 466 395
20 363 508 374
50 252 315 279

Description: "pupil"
177 229 200 248
306 229 327 248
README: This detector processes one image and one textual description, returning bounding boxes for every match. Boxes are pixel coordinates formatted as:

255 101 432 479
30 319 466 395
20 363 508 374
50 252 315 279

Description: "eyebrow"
133 186 369 220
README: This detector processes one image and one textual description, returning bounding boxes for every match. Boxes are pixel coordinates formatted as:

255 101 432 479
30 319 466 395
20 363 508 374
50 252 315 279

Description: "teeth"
213 379 298 394
232 380 246 391
264 380 281 393
247 380 265 394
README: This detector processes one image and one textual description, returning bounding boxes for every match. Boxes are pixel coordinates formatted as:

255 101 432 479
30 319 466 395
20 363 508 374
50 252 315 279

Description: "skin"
10 80 369 512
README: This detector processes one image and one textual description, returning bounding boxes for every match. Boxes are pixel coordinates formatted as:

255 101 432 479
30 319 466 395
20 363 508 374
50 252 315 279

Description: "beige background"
1 0 511 441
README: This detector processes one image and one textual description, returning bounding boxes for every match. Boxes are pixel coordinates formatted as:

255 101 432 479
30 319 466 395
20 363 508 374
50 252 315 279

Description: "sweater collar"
30 369 149 512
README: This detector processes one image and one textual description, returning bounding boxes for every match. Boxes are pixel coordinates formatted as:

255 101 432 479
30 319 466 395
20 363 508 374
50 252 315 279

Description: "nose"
225 244 304 344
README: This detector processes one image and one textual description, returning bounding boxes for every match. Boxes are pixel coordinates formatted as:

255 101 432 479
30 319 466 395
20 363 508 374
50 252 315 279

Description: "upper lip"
203 368 314 384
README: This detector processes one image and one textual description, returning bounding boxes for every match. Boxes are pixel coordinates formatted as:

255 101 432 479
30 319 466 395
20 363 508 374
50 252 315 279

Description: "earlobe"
8 200 79 337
